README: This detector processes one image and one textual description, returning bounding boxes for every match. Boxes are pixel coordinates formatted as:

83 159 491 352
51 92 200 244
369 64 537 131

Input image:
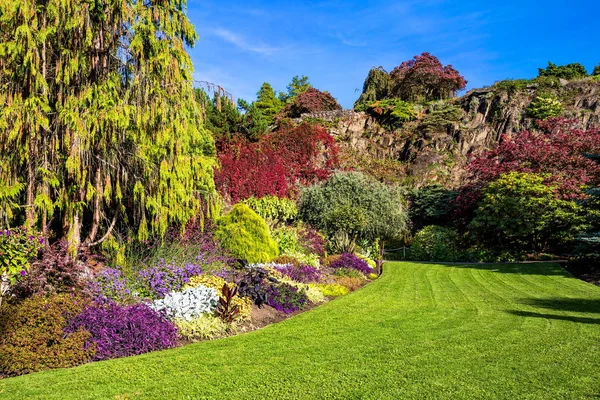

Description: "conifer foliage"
0 0 217 255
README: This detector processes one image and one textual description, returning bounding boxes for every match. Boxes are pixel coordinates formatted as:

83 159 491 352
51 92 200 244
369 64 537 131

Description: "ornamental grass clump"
66 303 177 361
150 285 218 321
330 253 372 275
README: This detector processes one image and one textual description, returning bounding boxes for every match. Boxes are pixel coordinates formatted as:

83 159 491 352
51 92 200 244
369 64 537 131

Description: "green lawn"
2 262 600 399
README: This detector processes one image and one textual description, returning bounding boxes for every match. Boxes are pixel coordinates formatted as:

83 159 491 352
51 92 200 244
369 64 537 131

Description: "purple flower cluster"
266 283 309 314
274 264 321 283
136 259 203 299
89 268 131 304
66 303 177 361
330 253 372 275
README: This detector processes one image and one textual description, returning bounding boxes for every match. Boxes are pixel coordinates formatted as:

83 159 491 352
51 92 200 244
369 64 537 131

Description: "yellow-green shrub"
215 204 279 263
309 283 349 297
367 273 378 280
175 315 231 341
278 277 327 304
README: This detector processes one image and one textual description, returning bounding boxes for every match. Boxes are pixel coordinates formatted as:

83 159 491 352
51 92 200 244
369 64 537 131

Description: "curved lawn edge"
1 262 600 400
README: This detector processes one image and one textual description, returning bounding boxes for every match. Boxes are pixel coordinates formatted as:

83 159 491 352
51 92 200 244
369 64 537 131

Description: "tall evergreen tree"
0 0 217 256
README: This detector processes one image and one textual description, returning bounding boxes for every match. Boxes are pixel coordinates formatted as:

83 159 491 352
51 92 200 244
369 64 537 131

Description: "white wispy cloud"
211 28 287 56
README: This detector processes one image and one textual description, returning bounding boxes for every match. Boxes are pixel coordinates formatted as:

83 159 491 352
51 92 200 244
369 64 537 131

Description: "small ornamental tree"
299 172 409 273
390 52 467 102
469 172 586 252
215 204 279 263
538 62 588 80
280 88 342 118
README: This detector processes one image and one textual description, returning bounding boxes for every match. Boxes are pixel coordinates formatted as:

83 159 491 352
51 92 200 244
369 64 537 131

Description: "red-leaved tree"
215 124 339 203
454 118 600 220
390 52 467 102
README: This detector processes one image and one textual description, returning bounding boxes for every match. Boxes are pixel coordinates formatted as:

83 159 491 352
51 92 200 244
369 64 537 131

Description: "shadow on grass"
518 298 600 314
432 262 567 276
506 310 600 325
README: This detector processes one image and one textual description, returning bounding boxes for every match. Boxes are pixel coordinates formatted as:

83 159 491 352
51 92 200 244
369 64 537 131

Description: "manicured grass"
2 262 600 399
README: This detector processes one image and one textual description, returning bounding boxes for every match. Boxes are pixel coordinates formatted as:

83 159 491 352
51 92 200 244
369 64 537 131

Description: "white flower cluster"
150 284 218 321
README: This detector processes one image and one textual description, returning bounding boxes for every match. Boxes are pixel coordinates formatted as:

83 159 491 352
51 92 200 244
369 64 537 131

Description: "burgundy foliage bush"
330 253 372 275
215 123 339 202
66 303 178 361
10 241 90 299
390 52 467 101
280 88 342 118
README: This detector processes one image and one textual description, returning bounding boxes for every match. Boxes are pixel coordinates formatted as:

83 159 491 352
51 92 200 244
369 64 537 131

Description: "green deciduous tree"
469 172 586 252
299 172 409 271
0 0 217 257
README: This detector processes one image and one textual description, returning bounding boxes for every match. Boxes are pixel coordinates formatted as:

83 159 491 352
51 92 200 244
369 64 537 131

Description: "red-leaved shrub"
215 123 339 202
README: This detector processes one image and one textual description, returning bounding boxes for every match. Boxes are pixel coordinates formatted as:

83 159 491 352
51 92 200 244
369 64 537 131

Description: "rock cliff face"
301 79 600 187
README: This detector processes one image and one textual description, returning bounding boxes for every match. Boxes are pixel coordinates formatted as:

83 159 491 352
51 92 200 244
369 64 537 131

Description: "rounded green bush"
410 225 463 262
215 204 279 263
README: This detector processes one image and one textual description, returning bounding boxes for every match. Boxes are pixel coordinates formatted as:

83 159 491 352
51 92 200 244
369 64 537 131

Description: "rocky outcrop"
301 79 600 187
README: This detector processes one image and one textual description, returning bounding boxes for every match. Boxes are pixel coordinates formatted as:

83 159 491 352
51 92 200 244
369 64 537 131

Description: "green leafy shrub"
470 172 586 252
215 204 279 263
357 98 417 128
0 228 43 306
410 225 463 262
538 62 588 80
528 93 564 120
299 172 409 255
494 79 530 94
310 283 349 297
241 196 298 227
0 294 95 376
272 225 301 255
175 315 231 341
419 102 463 133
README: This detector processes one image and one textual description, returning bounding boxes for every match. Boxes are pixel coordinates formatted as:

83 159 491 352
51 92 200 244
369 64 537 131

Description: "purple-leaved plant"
136 260 204 300
330 253 372 275
66 303 177 361
88 268 131 304
266 283 309 314
274 264 321 283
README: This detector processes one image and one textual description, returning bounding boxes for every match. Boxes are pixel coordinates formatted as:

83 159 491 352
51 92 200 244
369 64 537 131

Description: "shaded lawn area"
1 262 600 399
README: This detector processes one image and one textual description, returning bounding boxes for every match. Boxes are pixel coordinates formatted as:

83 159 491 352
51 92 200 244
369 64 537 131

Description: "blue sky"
187 0 600 108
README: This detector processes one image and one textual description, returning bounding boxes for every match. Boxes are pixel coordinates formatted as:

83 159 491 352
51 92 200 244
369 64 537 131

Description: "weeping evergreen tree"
0 0 217 256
